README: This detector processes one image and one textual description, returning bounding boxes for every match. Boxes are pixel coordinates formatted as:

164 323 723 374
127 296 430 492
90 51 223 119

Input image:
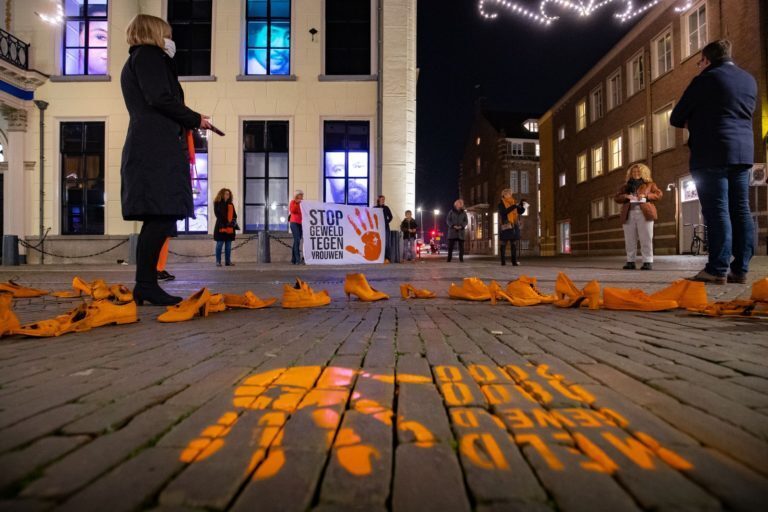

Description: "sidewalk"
0 255 766 511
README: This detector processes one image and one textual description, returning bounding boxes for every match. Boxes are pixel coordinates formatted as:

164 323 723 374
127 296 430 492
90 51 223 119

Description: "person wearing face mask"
614 163 662 270
121 14 212 306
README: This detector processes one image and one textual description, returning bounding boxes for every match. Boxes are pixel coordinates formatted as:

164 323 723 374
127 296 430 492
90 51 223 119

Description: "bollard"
127 234 139 264
259 231 271 263
2 235 20 266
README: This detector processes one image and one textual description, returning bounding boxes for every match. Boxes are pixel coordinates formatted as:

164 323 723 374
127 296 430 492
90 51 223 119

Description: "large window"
520 171 530 194
591 198 605 220
326 0 371 75
607 69 622 111
508 141 523 156
510 170 518 193
324 121 370 205
683 1 707 58
591 145 603 178
60 122 105 234
245 0 291 75
653 105 674 152
558 125 565 141
168 0 212 76
576 99 586 131
609 133 623 170
243 121 289 232
577 153 587 183
652 29 673 78
177 130 208 233
608 197 622 216
63 0 109 75
627 51 645 96
629 119 646 162
558 221 571 254
590 85 603 122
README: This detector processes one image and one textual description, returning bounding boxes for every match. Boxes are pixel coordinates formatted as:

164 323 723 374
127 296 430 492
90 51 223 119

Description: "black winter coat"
497 201 525 241
120 45 202 220
213 201 237 242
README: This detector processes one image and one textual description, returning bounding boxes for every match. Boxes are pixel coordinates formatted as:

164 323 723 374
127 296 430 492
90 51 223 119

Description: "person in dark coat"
446 199 468 262
400 210 418 262
120 14 211 305
497 189 526 266
374 195 394 262
213 188 238 267
670 39 757 285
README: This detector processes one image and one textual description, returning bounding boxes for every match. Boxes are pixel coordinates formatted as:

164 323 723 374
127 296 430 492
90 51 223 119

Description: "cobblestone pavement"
1 255 767 512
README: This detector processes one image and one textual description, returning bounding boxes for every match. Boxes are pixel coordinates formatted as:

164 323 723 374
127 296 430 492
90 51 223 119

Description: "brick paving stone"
397 380 454 445
0 403 101 453
729 375 768 394
0 499 52 512
722 360 768 379
0 436 90 492
476 502 555 512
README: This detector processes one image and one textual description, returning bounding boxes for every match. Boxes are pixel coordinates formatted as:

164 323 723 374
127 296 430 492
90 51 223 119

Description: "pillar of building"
1 106 27 244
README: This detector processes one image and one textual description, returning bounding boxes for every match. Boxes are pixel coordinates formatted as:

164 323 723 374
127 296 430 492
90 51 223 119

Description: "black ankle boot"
623 262 636 270
133 283 182 306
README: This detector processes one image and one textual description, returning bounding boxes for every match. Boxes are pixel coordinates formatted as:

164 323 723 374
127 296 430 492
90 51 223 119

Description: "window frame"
59 120 106 235
628 118 647 163
653 104 675 153
591 144 604 178
244 0 292 76
167 0 213 77
682 0 708 58
558 221 571 254
576 99 587 132
607 68 622 111
322 120 371 206
590 85 603 122
177 129 210 234
652 26 674 79
609 131 623 171
590 198 605 220
608 196 622 217
558 172 566 187
62 0 110 76
576 152 587 184
324 0 373 76
627 50 645 97
558 125 565 141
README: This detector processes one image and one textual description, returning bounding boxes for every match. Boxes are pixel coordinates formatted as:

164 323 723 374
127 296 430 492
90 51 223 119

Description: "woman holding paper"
614 163 662 270
289 190 304 265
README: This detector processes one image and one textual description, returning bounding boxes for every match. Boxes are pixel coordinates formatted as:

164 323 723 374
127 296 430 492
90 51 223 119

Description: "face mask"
163 38 176 59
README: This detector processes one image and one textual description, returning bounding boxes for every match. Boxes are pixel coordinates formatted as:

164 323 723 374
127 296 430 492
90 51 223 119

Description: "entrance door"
679 175 703 254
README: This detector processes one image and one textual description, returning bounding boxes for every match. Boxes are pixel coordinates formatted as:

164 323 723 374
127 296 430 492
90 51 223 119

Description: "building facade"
460 109 541 256
0 0 416 263
539 0 767 257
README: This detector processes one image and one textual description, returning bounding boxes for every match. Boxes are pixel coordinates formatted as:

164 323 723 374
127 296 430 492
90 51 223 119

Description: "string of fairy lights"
478 0 696 26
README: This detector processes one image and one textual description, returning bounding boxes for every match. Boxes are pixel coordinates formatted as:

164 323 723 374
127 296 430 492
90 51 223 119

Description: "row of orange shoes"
687 278 768 318
448 276 558 306
157 289 277 322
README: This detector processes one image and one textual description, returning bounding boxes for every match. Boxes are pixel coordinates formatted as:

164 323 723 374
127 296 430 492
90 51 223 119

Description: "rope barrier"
18 239 128 259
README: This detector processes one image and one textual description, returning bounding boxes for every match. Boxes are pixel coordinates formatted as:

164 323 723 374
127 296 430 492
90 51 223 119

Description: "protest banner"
299 200 385 264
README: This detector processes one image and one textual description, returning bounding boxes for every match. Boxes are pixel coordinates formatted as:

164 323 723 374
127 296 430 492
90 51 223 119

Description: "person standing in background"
400 210 418 262
374 195 393 262
614 164 662 271
289 190 304 265
446 199 468 263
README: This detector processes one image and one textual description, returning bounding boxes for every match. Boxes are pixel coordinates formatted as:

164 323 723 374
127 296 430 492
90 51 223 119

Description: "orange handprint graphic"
345 208 382 261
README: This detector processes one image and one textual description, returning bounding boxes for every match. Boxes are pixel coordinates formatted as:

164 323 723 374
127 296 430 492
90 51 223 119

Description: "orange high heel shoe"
91 280 112 301
554 273 601 309
109 285 134 303
158 288 212 323
344 273 389 302
83 300 138 327
751 278 768 302
72 276 93 296
12 303 91 337
582 280 602 310
0 280 48 298
650 279 708 309
505 276 556 306
448 277 491 301
603 288 678 312
399 284 436 299
0 292 20 336
223 291 277 309
207 294 227 313
282 279 331 309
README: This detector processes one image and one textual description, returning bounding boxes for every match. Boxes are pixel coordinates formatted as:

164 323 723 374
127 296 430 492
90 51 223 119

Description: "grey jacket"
446 208 468 240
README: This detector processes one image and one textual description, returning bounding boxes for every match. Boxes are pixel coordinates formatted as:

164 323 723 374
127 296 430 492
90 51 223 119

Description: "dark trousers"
500 240 518 265
290 222 302 264
447 238 464 262
136 217 176 286
215 240 232 264
691 165 755 276
384 227 391 261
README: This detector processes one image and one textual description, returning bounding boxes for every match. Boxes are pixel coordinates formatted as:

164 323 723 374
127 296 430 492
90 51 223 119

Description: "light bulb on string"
478 0 672 26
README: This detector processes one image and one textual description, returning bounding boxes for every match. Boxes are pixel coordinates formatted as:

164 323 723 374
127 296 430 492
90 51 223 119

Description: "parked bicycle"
685 223 708 255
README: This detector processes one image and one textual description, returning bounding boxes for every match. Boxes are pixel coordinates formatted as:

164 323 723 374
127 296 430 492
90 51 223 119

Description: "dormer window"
523 119 539 133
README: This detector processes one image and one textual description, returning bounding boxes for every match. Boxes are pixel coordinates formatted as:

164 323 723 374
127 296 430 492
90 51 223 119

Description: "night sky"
416 0 641 215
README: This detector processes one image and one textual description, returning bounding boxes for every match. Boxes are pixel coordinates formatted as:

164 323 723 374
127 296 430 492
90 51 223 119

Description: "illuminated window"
577 153 587 183
591 198 604 219
176 130 209 233
608 197 622 216
653 105 674 152
590 85 603 122
558 221 571 254
60 122 105 234
521 171 530 194
326 0 371 75
652 28 673 78
168 0 212 76
591 145 603 178
558 172 566 187
576 99 586 131
558 125 565 140
245 0 291 75
243 121 289 231
510 170 518 193
323 121 369 205
629 119 646 161
63 0 109 76
609 133 623 170
607 69 622 110
476 156 481 175
523 119 539 132
476 137 481 145
683 1 707 58
627 51 645 96
508 141 523 156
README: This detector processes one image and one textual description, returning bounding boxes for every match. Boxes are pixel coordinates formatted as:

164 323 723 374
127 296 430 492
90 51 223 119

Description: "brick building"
460 109 541 256
539 0 767 257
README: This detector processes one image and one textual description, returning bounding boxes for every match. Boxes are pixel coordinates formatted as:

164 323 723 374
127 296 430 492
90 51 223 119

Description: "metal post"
375 0 383 196
33 100 49 264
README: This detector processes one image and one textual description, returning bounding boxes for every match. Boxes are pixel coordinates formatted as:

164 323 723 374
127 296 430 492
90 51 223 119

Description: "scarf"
503 197 519 225
627 178 645 195
219 202 234 234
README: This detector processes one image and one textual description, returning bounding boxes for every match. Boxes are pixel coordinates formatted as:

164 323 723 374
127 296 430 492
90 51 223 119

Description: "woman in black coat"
120 14 211 305
497 188 526 266
213 188 238 267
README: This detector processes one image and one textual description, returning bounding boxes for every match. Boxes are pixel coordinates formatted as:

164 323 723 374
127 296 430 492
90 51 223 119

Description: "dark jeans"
500 240 518 265
215 240 232 264
447 239 464 262
384 227 391 261
691 165 754 276
290 222 302 264
136 217 176 286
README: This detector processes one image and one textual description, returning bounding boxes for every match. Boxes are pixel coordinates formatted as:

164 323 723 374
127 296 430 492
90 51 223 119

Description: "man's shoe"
622 262 636 270
157 270 175 281
727 273 747 284
641 263 653 271
216 262 222 267
687 270 726 285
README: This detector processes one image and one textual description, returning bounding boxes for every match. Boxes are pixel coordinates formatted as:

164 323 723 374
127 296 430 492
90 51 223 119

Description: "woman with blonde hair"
120 14 212 305
614 163 662 270
213 188 238 267
497 188 526 266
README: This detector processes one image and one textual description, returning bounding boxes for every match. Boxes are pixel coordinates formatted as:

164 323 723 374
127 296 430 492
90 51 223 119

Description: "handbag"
500 222 513 231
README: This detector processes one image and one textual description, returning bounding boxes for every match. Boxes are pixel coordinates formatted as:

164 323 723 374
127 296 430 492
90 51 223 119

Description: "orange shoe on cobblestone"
282 279 331 309
12 303 91 337
0 280 48 298
344 273 389 302
650 279 708 309
604 288 678 312
448 277 491 301
750 278 768 302
84 299 139 327
505 275 556 305
223 292 277 309
688 300 768 318
158 288 212 322
0 292 20 336
207 294 227 313
109 285 134 303
399 284 436 299
554 273 600 309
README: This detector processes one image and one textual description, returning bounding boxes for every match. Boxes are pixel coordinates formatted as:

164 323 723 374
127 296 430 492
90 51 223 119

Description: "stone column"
1 106 27 244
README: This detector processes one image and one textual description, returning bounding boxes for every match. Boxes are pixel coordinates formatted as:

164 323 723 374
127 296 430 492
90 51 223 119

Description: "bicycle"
684 223 708 255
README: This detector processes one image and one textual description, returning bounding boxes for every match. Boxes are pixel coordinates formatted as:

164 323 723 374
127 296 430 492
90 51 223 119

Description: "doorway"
679 175 703 254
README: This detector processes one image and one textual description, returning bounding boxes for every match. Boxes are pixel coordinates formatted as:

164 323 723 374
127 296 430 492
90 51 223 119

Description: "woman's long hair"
214 188 233 204
625 163 652 182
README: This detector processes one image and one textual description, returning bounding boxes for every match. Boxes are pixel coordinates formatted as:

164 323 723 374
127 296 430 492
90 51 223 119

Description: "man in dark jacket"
670 39 757 285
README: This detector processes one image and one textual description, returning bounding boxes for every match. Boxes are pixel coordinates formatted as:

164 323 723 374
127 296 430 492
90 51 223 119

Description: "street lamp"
416 206 423 239
433 209 440 239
